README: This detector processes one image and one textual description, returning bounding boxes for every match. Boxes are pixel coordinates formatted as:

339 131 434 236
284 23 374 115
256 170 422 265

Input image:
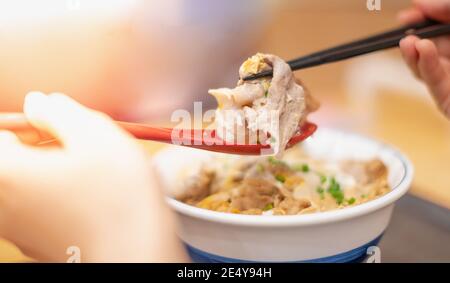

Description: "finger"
399 35 421 78
0 130 21 144
24 92 92 147
431 36 450 58
414 0 450 22
416 39 447 86
24 92 124 150
415 39 450 116
0 130 31 160
397 7 426 24
0 132 19 204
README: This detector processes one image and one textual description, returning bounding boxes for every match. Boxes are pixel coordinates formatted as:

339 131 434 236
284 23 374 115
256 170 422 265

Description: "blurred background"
0 0 449 261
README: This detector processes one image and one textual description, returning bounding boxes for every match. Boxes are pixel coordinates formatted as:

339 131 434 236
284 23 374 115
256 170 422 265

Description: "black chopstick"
284 19 438 66
243 19 449 81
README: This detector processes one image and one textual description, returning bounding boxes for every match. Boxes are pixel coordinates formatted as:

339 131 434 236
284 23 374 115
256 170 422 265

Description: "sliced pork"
209 53 318 154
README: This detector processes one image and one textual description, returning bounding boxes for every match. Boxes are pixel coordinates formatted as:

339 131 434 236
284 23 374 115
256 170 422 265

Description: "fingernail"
400 36 413 48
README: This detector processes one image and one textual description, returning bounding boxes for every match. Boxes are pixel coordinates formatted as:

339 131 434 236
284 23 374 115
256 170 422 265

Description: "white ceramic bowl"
154 128 414 262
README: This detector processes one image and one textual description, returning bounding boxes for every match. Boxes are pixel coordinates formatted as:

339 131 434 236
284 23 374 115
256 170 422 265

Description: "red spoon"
0 113 316 155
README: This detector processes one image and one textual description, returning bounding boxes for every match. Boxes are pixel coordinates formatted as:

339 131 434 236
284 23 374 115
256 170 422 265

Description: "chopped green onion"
347 197 356 205
301 164 309 172
319 175 327 184
327 177 344 205
275 174 286 183
263 203 274 211
293 164 310 173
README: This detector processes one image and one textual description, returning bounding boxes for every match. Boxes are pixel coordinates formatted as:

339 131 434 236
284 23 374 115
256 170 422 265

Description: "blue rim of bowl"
185 234 383 263
165 128 414 227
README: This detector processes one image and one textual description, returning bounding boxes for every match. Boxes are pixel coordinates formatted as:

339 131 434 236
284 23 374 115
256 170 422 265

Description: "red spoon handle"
0 113 177 145
0 113 317 154
0 113 52 144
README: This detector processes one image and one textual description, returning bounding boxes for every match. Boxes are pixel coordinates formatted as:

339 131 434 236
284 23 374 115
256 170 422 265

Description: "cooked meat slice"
230 178 277 211
267 161 291 177
209 84 265 109
342 159 387 185
365 159 388 182
295 78 320 124
232 160 257 180
209 53 318 154
273 185 312 215
275 197 311 215
176 168 215 204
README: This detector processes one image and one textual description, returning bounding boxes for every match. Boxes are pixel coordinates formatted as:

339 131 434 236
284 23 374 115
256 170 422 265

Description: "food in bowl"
176 147 390 215
208 53 319 154
155 129 413 262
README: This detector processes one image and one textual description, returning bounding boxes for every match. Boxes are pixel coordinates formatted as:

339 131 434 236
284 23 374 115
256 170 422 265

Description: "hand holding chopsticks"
244 19 450 81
